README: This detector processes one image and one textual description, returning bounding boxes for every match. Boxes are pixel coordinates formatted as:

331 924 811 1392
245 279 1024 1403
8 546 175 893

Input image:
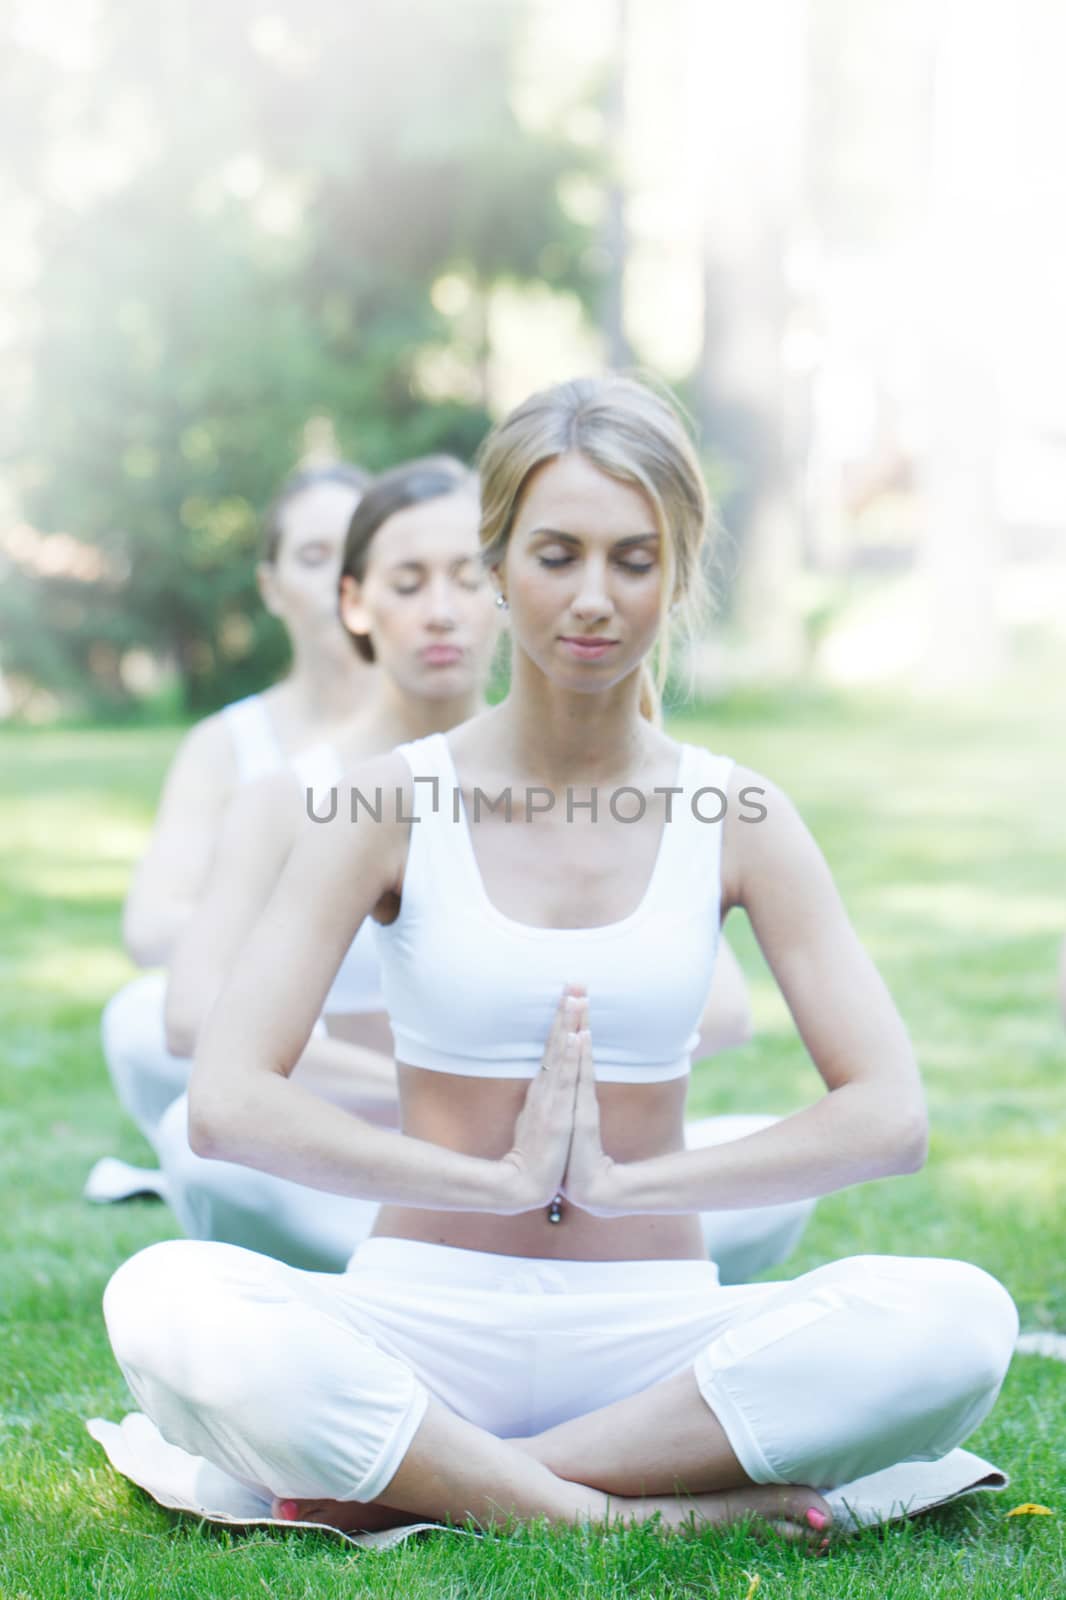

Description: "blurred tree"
690 0 810 678
601 0 632 370
3 0 597 713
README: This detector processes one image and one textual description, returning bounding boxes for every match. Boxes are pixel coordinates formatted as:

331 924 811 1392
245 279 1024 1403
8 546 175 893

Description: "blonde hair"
476 374 712 724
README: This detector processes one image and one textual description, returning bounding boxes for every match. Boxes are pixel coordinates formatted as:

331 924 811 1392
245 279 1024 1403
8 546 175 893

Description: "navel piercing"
495 592 509 610
547 1193 564 1224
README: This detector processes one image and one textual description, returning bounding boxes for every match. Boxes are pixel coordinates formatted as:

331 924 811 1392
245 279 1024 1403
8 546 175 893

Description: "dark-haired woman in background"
155 457 499 1261
86 463 371 1203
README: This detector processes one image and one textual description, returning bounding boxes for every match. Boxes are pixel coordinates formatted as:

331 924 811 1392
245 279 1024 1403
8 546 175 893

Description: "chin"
416 669 475 699
555 656 639 695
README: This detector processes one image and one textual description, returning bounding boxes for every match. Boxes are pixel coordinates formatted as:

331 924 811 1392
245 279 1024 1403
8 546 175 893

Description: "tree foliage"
3 0 599 712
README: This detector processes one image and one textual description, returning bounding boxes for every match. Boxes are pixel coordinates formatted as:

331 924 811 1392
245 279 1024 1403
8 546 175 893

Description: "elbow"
187 1061 271 1164
186 1072 237 1160
163 988 201 1059
184 1088 216 1164
186 1086 224 1159
163 957 214 1057
122 906 159 970
887 1103 929 1175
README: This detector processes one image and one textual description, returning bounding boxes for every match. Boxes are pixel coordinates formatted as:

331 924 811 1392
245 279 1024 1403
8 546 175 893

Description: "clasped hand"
498 985 621 1217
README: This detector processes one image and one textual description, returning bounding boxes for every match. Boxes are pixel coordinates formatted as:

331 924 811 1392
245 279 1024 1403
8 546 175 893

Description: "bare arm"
566 768 928 1215
164 773 301 1056
164 767 401 1111
123 717 236 966
188 754 577 1213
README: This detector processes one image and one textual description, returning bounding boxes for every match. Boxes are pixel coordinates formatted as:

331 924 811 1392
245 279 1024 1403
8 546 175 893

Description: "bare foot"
274 1483 830 1548
629 1482 832 1547
271 1496 422 1534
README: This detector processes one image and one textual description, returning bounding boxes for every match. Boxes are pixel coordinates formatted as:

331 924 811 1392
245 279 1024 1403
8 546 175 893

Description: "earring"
495 592 509 611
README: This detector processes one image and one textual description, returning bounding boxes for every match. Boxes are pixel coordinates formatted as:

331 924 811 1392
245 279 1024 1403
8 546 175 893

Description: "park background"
1 2 1064 1597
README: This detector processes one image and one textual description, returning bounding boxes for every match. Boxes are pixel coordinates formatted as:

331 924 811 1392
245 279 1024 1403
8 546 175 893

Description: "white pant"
104 1237 1018 1505
156 1096 814 1285
101 974 189 1151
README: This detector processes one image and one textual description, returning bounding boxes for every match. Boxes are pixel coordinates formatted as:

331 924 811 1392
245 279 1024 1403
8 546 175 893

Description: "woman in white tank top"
99 378 1017 1546
88 464 372 1202
156 461 801 1280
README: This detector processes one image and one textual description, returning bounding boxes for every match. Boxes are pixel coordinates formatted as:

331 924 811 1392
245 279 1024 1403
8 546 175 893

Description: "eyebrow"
527 528 659 550
386 556 480 572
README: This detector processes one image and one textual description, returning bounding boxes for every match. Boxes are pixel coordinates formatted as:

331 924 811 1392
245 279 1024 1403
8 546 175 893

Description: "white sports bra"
221 694 285 782
293 743 385 1017
375 732 733 1082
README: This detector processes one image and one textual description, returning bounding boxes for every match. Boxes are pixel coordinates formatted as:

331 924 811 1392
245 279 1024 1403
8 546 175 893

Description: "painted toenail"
806 1507 828 1530
277 1500 299 1521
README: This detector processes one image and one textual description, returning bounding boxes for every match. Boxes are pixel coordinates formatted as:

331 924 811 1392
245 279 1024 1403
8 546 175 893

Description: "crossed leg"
107 1243 1014 1548
275 1369 831 1544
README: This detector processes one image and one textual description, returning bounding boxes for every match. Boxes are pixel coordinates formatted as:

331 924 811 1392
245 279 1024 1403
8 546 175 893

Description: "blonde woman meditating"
155 456 806 1281
102 376 1017 1544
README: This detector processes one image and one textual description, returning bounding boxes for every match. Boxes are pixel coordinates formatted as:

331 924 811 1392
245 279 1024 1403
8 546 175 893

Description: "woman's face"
340 490 498 700
501 451 664 695
259 479 362 651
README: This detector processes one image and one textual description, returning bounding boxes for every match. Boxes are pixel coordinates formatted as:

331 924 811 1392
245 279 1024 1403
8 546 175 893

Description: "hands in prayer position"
500 985 620 1217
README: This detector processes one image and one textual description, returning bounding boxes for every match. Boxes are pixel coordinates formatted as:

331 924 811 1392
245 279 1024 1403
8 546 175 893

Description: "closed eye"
296 541 334 567
537 554 654 575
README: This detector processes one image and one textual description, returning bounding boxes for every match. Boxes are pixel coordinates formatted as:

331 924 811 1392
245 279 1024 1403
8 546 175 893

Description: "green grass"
1 684 1064 1598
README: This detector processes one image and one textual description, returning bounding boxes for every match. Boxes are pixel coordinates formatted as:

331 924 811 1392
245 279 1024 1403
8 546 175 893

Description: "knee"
155 1093 189 1158
155 1095 204 1192
853 1255 1018 1437
103 1241 188 1377
103 1240 250 1411
101 975 165 1060
932 1261 1018 1398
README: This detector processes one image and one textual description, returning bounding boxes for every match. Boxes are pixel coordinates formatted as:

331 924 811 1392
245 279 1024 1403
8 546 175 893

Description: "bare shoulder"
176 710 239 774
439 709 501 765
295 747 415 898
338 745 416 800
223 766 306 846
720 763 818 912
154 712 239 815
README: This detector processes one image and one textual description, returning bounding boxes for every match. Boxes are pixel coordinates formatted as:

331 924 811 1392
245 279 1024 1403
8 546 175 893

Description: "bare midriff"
371 1064 706 1261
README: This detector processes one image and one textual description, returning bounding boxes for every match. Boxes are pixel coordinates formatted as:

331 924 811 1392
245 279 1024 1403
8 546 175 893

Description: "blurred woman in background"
86 463 370 1202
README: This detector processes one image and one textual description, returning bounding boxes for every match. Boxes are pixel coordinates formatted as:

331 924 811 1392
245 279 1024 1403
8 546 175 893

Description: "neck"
357 673 486 749
280 637 372 730
495 650 653 786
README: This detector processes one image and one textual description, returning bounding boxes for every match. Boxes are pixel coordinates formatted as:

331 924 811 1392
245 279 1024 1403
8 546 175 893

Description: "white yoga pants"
101 974 189 1151
104 1236 1018 1506
155 1098 814 1285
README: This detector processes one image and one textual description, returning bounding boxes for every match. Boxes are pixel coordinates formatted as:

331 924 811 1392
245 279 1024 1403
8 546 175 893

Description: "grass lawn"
1 680 1063 1598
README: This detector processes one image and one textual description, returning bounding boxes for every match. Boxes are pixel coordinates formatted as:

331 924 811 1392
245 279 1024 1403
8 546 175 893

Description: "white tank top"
293 743 385 1017
220 694 284 782
375 732 733 1082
